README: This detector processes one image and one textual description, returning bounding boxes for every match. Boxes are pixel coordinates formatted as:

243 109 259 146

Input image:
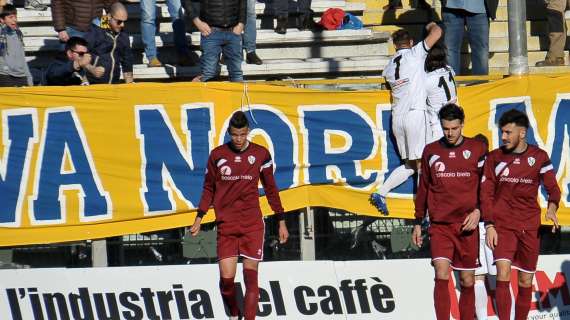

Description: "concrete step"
373 0 535 10
131 55 387 79
459 51 569 71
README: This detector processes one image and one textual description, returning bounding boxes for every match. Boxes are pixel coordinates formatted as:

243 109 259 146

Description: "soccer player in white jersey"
425 41 457 143
370 22 442 214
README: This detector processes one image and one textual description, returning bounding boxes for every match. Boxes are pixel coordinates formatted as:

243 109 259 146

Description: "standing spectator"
4 0 47 11
0 4 33 87
141 0 193 67
536 0 569 66
84 2 134 84
243 0 262 64
442 0 498 75
51 0 117 44
481 109 561 320
45 36 105 85
191 0 245 81
274 0 314 34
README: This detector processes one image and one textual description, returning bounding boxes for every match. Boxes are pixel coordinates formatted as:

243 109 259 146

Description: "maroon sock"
495 280 512 320
459 285 475 320
219 277 240 317
515 286 532 320
243 269 259 320
434 278 450 320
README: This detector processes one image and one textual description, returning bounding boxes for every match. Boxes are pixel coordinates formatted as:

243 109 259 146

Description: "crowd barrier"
0 74 568 246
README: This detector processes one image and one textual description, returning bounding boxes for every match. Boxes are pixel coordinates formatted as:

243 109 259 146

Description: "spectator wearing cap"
442 0 498 75
45 36 105 85
84 2 134 84
0 4 33 87
51 0 117 45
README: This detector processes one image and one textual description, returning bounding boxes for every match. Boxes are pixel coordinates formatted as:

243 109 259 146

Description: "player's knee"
459 275 475 288
220 276 236 293
518 274 534 288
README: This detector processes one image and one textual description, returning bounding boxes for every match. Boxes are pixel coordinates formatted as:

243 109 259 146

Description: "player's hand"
461 208 480 232
486 226 498 250
278 220 289 244
190 217 202 236
546 202 560 233
411 224 423 247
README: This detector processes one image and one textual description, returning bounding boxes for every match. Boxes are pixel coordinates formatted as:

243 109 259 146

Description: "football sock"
434 278 450 320
377 164 415 196
220 277 240 317
514 286 532 320
495 280 512 320
243 269 259 320
459 284 475 320
474 279 488 320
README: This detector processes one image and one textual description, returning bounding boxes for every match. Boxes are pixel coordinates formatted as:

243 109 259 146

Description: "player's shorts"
392 109 428 160
475 222 497 276
429 222 479 270
493 227 540 273
217 220 265 261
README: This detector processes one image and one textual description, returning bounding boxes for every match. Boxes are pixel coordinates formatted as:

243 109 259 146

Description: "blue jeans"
201 30 243 82
140 0 189 59
243 0 257 53
443 8 489 75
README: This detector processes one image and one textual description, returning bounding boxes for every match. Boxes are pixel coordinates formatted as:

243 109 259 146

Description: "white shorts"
475 222 497 276
392 109 428 160
427 109 443 143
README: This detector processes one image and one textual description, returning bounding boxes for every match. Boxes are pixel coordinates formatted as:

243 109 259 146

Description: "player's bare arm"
461 208 480 232
411 224 423 247
546 202 560 232
424 22 442 49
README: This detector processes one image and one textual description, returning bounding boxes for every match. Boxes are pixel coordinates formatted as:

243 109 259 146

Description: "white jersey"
382 40 430 116
425 66 457 114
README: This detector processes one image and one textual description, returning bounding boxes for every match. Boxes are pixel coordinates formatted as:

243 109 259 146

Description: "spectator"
51 0 117 44
45 36 105 85
3 0 47 11
536 0 569 66
84 2 134 84
442 0 498 75
274 0 314 34
243 0 262 64
191 0 245 81
0 4 33 87
141 0 193 67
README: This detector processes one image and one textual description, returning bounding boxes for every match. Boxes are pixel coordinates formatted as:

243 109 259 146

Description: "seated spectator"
191 0 245 81
51 0 117 45
84 2 133 84
0 4 33 87
274 0 314 34
45 36 105 85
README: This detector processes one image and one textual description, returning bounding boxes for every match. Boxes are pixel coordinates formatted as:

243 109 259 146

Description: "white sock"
474 279 488 320
377 164 415 196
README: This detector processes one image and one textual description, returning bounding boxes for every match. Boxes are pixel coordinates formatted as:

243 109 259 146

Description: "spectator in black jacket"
45 37 105 85
84 2 134 84
190 0 245 81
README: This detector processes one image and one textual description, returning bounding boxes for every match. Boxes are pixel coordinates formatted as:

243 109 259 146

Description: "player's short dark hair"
391 29 412 47
228 111 249 130
439 103 465 123
425 40 448 72
0 4 17 18
65 37 89 52
473 133 489 149
498 109 529 129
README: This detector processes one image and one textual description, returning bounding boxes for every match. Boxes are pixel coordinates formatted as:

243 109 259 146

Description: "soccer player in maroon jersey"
189 111 289 320
481 109 560 320
413 104 487 320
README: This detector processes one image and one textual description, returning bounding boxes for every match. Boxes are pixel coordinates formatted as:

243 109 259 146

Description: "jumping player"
481 109 560 320
370 22 442 215
190 111 289 320
413 104 487 320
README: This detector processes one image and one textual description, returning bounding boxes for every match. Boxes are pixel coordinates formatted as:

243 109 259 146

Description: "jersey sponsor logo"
528 157 536 167
435 162 446 172
248 155 256 165
220 165 232 176
463 150 471 159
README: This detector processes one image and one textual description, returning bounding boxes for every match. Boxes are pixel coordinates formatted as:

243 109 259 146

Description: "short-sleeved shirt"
425 66 457 114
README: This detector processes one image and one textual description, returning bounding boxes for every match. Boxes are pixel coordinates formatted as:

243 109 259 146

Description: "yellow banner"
0 75 568 246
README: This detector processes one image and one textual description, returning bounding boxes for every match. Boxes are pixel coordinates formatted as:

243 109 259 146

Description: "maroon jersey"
480 144 561 231
415 137 487 223
198 142 284 227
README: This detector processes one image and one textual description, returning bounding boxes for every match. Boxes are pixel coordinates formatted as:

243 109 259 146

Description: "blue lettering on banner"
31 108 110 224
221 106 298 193
547 97 570 204
300 106 377 189
136 105 212 214
0 110 37 226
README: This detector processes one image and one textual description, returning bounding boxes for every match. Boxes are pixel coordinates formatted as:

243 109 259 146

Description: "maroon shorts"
493 227 539 273
217 222 265 261
429 222 479 270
